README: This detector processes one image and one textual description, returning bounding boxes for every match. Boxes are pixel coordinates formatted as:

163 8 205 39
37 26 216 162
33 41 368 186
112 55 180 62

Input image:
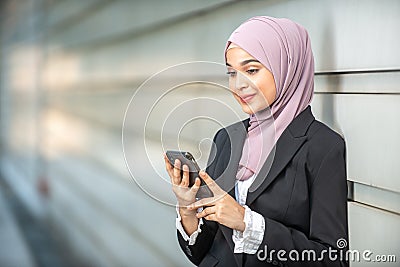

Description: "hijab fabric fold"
224 16 315 181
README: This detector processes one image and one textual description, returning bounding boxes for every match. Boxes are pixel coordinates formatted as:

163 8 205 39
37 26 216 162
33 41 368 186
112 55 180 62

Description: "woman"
164 16 348 267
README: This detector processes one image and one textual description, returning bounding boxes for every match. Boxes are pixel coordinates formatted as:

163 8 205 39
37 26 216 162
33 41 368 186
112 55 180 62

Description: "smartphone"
166 150 212 198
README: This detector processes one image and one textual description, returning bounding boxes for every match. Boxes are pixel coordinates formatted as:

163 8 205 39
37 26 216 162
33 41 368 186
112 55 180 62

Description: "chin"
241 104 257 115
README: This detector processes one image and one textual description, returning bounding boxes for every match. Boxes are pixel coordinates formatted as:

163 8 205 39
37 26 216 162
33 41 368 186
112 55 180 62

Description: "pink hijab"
224 16 315 180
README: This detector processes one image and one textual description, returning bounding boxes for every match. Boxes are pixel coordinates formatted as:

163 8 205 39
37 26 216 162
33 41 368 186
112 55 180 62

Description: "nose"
234 71 249 91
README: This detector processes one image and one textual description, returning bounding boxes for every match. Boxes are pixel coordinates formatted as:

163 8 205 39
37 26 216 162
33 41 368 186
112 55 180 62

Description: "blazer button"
185 245 192 257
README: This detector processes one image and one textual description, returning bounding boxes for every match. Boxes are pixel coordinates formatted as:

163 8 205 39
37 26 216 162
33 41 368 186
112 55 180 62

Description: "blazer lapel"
246 131 307 205
219 119 249 198
217 120 248 267
246 106 315 205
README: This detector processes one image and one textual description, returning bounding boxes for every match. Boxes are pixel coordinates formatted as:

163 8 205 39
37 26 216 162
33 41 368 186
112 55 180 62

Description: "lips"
239 93 256 103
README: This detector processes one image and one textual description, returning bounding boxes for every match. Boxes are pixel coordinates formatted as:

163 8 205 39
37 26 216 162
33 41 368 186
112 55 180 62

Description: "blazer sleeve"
176 128 226 265
257 138 349 267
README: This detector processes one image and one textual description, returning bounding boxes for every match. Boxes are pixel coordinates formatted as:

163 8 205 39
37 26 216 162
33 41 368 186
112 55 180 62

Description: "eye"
226 70 237 77
246 68 259 75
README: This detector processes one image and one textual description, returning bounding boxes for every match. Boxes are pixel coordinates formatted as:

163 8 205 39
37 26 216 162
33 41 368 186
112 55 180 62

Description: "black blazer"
177 106 349 267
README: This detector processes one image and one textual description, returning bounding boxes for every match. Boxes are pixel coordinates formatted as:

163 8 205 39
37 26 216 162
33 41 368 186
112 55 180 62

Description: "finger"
190 177 201 193
180 165 189 187
164 154 174 174
173 159 182 183
199 170 222 194
188 196 215 210
170 159 181 185
164 154 178 186
204 214 217 222
196 206 216 219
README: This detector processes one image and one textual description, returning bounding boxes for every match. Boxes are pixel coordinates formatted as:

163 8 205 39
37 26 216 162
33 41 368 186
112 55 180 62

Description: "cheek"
231 92 242 104
258 82 276 104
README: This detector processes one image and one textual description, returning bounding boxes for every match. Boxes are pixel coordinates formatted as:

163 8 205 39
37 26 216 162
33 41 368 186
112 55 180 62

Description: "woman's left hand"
188 170 246 232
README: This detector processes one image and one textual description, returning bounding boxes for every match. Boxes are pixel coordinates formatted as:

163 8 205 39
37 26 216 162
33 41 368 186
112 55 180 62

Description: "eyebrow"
226 59 261 67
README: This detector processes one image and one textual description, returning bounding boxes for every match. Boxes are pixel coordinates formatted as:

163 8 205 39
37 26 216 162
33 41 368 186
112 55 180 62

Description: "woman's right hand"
164 154 201 215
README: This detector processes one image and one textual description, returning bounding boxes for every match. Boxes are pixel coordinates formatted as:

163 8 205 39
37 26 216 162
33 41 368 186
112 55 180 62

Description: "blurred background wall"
0 0 399 266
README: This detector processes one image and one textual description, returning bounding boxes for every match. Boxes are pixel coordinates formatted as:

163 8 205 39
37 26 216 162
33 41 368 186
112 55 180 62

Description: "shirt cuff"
233 205 265 254
175 205 203 246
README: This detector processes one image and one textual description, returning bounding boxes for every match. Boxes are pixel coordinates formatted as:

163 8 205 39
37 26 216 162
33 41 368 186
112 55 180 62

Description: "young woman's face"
226 47 276 114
